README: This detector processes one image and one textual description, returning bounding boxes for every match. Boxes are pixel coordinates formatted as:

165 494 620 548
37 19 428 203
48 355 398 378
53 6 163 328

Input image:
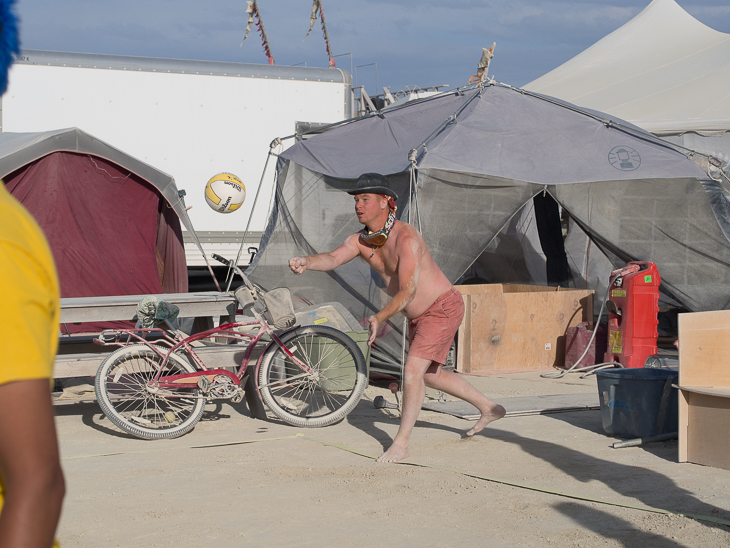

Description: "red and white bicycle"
94 255 367 440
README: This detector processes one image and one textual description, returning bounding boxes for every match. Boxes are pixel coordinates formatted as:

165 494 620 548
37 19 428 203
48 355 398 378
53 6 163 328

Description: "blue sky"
14 0 730 94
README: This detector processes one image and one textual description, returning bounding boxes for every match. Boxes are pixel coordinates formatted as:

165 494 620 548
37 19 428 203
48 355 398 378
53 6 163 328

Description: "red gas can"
603 261 660 368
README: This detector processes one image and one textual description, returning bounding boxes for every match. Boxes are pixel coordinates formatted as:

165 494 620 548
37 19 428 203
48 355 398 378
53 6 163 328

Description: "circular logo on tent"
608 146 641 171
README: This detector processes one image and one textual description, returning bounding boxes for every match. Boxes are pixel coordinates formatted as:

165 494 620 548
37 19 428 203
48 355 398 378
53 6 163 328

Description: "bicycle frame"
95 314 307 395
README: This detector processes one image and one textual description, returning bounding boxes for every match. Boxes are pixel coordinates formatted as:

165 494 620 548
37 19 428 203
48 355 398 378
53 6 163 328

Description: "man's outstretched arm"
0 379 65 548
290 234 360 274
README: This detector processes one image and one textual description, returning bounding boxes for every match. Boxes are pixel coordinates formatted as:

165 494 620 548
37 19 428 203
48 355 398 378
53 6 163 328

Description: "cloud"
12 0 730 92
497 5 550 26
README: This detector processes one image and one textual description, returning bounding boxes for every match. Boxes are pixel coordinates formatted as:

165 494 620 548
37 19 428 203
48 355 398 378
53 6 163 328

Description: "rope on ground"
62 432 730 527
300 436 730 528
61 434 303 460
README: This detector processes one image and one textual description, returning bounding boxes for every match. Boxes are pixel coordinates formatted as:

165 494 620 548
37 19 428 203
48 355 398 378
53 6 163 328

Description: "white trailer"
2 49 352 268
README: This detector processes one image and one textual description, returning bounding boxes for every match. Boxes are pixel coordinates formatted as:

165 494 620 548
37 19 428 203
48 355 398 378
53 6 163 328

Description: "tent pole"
204 256 222 292
400 150 420 384
226 138 282 292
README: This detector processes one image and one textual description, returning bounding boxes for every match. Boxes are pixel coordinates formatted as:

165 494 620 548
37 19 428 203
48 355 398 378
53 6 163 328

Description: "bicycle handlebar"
95 329 118 345
212 253 230 266
212 254 257 294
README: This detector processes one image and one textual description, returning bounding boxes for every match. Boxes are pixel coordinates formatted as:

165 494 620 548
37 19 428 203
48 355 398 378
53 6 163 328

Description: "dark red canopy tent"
0 128 207 333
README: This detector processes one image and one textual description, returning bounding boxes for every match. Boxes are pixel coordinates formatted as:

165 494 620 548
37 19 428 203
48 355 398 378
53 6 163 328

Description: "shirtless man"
289 173 505 462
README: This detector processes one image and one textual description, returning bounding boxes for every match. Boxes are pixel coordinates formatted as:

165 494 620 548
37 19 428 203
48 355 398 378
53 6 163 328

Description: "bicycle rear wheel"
258 325 367 427
95 344 206 440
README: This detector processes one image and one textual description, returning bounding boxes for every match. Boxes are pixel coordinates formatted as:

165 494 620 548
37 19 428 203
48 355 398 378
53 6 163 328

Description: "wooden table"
59 291 237 326
677 310 730 471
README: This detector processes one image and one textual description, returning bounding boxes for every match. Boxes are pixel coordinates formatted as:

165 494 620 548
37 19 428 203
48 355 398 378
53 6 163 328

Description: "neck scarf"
360 208 396 251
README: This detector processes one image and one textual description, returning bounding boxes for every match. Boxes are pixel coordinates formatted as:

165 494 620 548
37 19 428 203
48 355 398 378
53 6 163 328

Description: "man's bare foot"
377 442 409 463
465 404 506 437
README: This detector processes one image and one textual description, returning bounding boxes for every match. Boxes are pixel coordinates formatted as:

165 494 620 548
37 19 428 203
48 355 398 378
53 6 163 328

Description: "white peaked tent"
525 0 730 165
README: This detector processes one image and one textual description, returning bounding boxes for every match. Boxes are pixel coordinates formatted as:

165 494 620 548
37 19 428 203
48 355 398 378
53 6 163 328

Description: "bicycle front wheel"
95 344 206 440
258 325 367 427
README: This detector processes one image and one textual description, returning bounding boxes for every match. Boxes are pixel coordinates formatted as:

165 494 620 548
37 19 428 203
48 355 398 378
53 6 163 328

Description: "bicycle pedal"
231 390 244 404
197 375 211 393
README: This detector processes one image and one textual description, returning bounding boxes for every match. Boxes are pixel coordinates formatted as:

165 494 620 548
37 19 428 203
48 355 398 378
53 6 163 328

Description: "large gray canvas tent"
247 82 730 375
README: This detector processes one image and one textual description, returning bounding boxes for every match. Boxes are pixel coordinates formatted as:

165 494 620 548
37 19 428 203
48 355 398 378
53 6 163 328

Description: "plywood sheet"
679 389 689 462
678 310 730 387
53 344 263 378
422 392 599 420
677 310 730 469
501 284 558 294
60 291 237 323
456 286 593 373
456 284 506 296
455 284 556 296
456 294 472 373
686 392 730 471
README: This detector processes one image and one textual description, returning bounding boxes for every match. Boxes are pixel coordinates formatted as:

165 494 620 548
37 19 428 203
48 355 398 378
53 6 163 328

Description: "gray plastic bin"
595 368 678 438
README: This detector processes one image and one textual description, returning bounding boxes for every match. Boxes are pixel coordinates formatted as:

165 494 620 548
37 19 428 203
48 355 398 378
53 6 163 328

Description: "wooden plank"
53 353 108 378
501 284 557 294
60 292 237 323
468 292 509 371
686 392 730 471
677 310 730 469
455 283 556 296
679 388 689 462
457 287 593 372
53 344 265 378
422 392 599 419
677 386 730 398
456 294 472 374
455 284 505 296
678 310 730 387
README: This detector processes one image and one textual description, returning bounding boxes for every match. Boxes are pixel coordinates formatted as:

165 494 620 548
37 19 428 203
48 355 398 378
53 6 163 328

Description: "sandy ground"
53 371 730 547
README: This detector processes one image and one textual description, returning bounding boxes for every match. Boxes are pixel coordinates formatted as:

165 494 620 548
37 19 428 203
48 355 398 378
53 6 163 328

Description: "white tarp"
524 0 730 138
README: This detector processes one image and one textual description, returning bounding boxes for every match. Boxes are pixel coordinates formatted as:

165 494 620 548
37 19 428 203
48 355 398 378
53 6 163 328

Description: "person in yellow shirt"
0 185 65 546
0 3 65 546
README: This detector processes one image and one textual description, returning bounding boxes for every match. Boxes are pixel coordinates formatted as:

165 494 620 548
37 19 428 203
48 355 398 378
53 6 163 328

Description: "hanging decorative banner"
468 43 496 84
304 0 335 69
240 0 275 65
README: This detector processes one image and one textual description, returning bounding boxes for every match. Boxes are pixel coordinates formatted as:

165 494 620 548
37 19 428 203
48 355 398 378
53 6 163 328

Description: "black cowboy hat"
346 172 398 200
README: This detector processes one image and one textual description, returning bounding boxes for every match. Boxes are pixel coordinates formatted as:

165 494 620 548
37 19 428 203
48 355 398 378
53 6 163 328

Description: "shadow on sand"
55 399 251 439
345 400 730 541
553 502 686 547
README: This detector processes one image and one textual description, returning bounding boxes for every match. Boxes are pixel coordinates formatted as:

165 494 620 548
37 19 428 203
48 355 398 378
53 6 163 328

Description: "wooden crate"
455 284 594 373
678 310 730 471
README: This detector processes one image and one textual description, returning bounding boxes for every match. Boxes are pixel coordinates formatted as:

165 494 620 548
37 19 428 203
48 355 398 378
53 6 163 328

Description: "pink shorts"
407 287 465 364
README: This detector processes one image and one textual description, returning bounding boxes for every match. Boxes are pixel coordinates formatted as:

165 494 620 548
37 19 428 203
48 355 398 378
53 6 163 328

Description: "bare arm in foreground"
0 379 65 548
